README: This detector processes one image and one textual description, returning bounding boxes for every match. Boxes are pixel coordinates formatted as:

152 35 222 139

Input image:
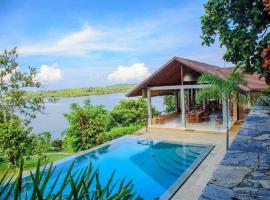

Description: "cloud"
18 25 133 56
17 6 201 57
108 63 150 83
35 63 62 84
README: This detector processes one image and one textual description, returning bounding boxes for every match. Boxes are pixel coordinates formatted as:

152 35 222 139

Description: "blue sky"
0 0 228 89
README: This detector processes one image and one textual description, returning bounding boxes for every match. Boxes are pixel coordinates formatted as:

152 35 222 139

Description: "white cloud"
18 25 133 56
35 63 62 84
108 63 150 83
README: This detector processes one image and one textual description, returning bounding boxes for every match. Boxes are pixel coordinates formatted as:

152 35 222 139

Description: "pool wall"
199 97 270 199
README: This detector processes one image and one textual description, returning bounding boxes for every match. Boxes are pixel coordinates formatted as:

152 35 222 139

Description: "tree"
0 48 44 125
109 98 155 129
164 95 176 113
63 100 109 152
0 48 45 166
196 71 247 149
201 0 270 84
0 119 31 166
28 131 52 160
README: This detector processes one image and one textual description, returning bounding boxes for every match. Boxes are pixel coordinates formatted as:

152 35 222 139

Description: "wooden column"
222 93 228 128
147 88 152 126
181 88 186 128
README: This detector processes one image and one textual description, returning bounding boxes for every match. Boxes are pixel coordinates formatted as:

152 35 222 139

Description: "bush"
164 95 176 113
103 125 143 141
109 98 157 129
26 132 51 161
63 100 109 152
0 119 31 167
51 139 63 151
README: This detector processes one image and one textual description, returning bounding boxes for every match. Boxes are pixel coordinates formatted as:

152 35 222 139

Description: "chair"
156 115 165 124
200 111 209 122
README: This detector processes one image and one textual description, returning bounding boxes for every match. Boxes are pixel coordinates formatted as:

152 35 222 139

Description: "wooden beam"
149 84 210 91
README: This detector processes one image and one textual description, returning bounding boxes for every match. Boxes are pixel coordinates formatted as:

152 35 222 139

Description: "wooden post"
222 93 229 150
181 88 186 128
147 88 152 126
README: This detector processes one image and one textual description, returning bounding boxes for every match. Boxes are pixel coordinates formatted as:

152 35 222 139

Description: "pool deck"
136 121 243 200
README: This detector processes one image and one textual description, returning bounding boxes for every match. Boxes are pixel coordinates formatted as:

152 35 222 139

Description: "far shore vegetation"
27 84 136 98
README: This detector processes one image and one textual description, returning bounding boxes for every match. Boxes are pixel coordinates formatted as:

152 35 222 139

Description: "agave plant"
0 159 139 200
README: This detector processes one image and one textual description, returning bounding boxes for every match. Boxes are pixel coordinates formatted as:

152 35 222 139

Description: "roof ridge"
175 57 221 69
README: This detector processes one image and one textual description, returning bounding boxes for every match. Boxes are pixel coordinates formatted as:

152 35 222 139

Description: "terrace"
127 57 262 133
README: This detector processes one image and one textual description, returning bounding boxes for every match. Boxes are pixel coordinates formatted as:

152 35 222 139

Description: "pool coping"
21 135 215 200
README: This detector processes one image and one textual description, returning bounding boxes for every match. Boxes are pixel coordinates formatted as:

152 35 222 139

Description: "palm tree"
196 71 247 150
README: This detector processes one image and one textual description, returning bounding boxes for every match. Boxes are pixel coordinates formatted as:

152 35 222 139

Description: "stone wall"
199 97 270 200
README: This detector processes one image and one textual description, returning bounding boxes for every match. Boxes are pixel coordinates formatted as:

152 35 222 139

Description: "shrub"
164 95 176 113
103 125 143 141
109 98 157 129
0 119 31 167
51 139 63 151
63 100 109 152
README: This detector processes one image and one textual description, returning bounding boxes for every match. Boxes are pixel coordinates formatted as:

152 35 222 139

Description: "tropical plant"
109 98 156 129
201 0 270 84
51 139 63 152
0 159 137 199
164 95 176 113
103 124 143 141
0 48 44 125
28 132 52 161
0 48 46 166
0 119 31 167
63 100 109 152
196 71 247 149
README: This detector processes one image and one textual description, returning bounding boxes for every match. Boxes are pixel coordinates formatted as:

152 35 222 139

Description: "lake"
30 93 164 139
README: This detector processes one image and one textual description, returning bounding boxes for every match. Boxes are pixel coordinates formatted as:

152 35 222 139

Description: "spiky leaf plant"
0 160 138 199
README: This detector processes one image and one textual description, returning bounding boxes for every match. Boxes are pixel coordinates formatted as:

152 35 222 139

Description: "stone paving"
199 97 270 200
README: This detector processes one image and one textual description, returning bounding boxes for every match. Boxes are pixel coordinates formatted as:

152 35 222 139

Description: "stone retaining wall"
199 97 270 200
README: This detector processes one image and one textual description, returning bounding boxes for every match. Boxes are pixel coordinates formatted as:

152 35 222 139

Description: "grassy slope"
28 84 136 98
0 152 72 177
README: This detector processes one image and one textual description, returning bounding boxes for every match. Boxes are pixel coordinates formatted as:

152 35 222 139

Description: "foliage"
0 48 46 167
103 125 143 141
28 132 52 161
201 0 270 84
164 95 176 113
0 119 31 167
27 84 136 98
63 100 109 152
0 48 44 125
0 153 71 178
109 98 156 129
51 139 63 152
196 72 247 101
0 160 137 199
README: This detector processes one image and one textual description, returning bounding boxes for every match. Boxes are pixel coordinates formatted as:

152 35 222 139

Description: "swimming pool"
21 136 213 199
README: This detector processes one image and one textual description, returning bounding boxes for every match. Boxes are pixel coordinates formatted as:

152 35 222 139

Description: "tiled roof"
127 57 268 97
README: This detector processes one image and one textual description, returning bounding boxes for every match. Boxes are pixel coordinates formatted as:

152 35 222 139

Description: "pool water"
21 136 213 199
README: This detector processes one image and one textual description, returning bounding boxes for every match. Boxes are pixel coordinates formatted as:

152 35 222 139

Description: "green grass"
27 84 136 98
0 152 72 178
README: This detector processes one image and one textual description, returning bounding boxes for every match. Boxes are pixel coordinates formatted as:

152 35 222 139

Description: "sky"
0 0 229 90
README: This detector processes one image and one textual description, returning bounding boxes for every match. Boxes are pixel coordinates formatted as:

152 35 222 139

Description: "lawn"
0 152 72 178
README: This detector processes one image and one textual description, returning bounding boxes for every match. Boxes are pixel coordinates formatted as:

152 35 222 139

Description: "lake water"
30 93 164 139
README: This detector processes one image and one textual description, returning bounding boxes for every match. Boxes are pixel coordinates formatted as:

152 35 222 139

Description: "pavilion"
127 57 268 132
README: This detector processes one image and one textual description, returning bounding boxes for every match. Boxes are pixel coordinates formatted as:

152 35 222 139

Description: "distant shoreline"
27 84 136 98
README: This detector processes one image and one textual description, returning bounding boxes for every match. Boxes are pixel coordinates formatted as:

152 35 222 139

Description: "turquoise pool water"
21 136 213 199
